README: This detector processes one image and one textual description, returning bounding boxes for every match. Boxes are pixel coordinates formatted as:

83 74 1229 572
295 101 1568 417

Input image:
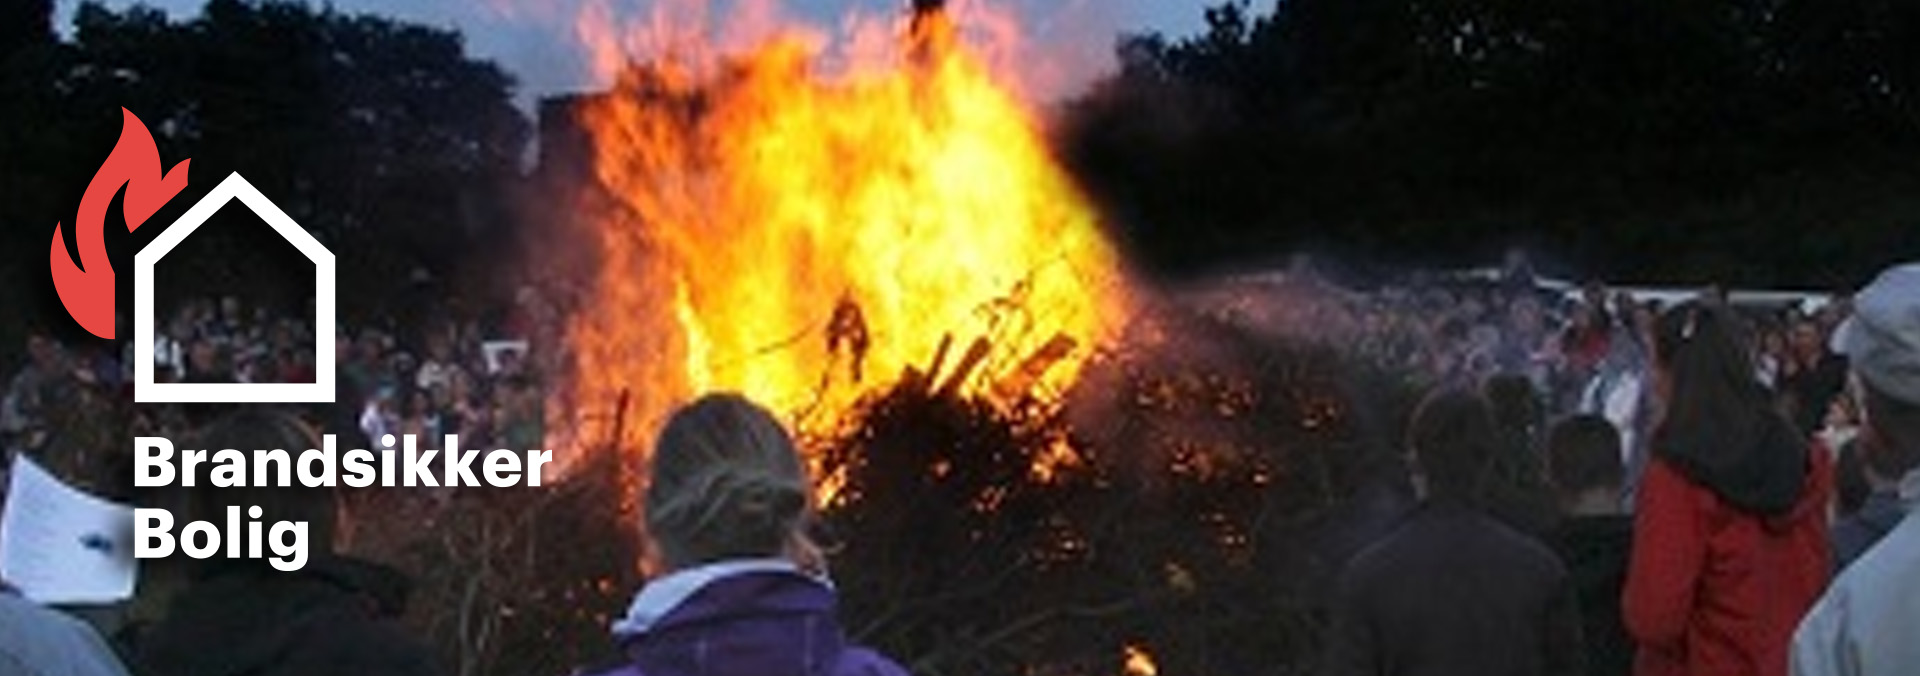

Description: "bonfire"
373 3 1415 676
555 0 1130 474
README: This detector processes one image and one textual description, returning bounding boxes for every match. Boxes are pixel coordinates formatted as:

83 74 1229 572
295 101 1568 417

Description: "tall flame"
557 1 1129 469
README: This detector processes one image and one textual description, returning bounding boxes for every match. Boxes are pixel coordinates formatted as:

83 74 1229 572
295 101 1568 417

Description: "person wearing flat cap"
1791 262 1920 676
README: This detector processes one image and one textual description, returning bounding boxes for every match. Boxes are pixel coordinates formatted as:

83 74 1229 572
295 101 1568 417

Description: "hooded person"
1792 263 1920 676
132 409 440 676
593 393 909 676
1624 302 1832 676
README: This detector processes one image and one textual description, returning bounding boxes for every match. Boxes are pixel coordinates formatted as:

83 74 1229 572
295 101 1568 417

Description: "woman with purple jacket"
594 393 910 676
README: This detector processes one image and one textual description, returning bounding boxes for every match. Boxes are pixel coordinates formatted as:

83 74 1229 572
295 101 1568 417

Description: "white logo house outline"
134 173 336 403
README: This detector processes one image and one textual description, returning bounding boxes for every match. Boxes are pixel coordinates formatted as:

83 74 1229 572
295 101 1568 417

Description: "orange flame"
555 2 1128 478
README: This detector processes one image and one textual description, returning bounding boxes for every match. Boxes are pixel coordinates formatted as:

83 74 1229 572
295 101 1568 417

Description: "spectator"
0 583 131 676
1702 283 1731 308
494 376 541 451
1561 303 1612 389
1484 374 1545 455
1757 326 1790 390
1792 262 1920 676
1480 374 1559 539
1780 318 1849 436
340 331 379 402
1627 298 1660 353
1816 393 1862 458
1497 295 1546 374
217 296 244 336
154 313 192 382
396 390 438 441
181 338 223 383
1580 318 1653 502
360 387 397 450
135 409 441 676
442 373 488 447
595 393 910 676
1546 414 1633 676
1581 280 1612 328
276 347 315 385
414 332 456 393
1625 303 1831 676
1321 389 1583 676
1829 412 1912 571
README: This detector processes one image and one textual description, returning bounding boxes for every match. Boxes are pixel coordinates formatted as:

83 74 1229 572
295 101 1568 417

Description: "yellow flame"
558 4 1129 475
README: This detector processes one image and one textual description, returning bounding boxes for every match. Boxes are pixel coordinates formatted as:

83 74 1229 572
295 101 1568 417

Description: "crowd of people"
1245 263 1870 504
149 297 319 386
0 292 556 491
4 261 1919 676
1317 263 1920 676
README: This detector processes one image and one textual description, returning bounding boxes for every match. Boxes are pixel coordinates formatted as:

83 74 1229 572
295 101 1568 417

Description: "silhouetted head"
1407 389 1503 502
1483 374 1544 455
1546 414 1624 501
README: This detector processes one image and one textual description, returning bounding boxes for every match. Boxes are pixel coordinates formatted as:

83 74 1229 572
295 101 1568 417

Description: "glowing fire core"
557 4 1130 469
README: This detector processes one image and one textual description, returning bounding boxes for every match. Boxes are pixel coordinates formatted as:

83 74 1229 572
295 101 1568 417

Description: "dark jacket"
1555 515 1634 676
135 557 439 676
593 560 908 676
1321 501 1584 676
1292 473 1418 612
1832 490 1906 571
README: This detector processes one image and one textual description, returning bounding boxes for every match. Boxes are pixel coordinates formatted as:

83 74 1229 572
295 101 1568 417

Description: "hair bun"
646 393 813 566
724 472 807 527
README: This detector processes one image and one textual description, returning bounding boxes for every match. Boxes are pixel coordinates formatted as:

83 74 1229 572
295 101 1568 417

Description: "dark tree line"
1 0 529 361
1060 0 1920 288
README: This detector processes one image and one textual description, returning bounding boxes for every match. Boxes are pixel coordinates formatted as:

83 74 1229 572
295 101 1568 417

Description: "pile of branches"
820 304 1420 676
360 304 1422 676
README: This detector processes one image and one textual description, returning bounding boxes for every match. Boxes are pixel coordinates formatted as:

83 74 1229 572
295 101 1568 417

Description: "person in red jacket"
1624 302 1832 676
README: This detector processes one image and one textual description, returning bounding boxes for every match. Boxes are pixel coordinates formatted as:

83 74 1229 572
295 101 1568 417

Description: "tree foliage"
1061 0 1920 287
0 0 529 356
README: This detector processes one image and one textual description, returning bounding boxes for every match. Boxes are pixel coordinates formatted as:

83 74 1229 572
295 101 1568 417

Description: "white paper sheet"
0 454 138 604
483 339 530 375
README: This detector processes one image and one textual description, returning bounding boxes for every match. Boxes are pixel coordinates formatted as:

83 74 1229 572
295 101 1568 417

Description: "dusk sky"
56 0 1214 104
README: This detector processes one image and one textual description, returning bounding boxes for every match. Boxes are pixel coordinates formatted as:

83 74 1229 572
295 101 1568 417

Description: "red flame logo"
51 108 191 339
